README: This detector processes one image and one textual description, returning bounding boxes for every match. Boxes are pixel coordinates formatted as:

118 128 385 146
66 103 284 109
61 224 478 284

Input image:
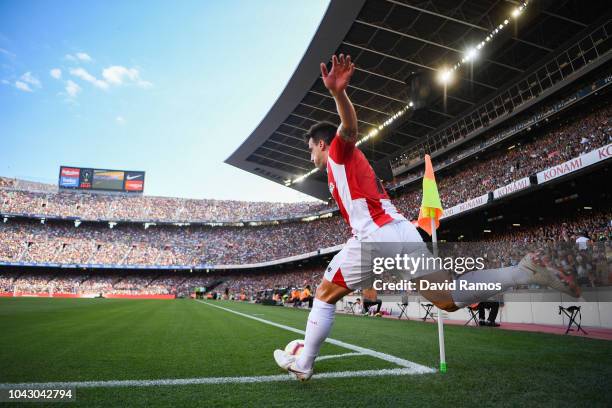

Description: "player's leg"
293 236 361 373
274 237 358 380
292 278 351 374
394 220 581 311
414 257 581 312
450 253 580 307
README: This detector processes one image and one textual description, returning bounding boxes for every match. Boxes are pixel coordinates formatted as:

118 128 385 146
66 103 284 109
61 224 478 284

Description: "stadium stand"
1 84 610 271
0 187 332 223
1 90 610 225
388 75 611 187
392 102 611 219
2 202 609 268
0 265 324 298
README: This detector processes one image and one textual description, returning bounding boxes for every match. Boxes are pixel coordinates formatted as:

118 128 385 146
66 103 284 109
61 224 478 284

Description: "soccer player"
273 54 580 381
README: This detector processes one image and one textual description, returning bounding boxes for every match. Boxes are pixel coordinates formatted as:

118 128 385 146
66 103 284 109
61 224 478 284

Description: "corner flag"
416 154 447 373
417 154 443 236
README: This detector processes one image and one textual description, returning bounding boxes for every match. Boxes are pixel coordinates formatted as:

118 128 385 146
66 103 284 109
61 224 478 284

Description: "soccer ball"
284 339 305 356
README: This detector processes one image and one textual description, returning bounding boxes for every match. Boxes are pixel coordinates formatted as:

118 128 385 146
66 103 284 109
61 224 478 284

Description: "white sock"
295 298 336 371
451 265 531 306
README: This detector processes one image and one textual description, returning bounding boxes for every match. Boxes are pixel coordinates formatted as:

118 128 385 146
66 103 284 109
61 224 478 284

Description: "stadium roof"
226 0 610 201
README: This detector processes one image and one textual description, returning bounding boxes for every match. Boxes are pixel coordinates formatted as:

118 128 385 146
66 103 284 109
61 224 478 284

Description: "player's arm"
321 54 358 143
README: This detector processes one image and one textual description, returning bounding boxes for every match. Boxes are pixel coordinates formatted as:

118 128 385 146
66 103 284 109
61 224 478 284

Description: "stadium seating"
0 89 610 297
392 103 611 219
1 209 609 299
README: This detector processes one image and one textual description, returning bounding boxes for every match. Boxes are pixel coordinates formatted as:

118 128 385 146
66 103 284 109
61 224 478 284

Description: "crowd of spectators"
389 72 607 175
391 104 611 219
0 178 14 189
0 78 610 296
0 188 331 223
0 101 609 267
214 267 321 298
0 216 350 266
0 177 56 193
477 210 611 286
0 201 609 268
0 209 609 297
0 266 322 298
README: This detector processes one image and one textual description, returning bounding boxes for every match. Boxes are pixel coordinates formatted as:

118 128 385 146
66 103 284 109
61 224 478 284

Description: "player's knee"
315 279 351 304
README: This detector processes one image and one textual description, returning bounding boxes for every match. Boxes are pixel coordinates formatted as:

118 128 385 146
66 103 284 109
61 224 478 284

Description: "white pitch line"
316 352 365 361
195 300 435 374
0 368 422 389
0 302 434 390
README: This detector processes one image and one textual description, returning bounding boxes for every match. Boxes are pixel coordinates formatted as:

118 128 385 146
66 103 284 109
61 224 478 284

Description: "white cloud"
15 81 32 92
75 52 92 62
65 52 93 62
5 72 42 92
102 65 152 88
57 56 152 94
69 67 108 89
65 80 81 97
20 72 41 88
115 115 125 124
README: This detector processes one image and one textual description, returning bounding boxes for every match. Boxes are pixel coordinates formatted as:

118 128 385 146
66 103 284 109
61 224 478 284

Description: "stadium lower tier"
0 265 323 298
1 202 610 298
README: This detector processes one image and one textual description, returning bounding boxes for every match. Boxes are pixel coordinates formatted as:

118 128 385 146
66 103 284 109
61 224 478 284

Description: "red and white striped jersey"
327 133 406 240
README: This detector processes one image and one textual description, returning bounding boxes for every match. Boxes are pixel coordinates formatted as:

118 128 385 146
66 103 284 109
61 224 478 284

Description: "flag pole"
431 214 447 373
418 154 446 373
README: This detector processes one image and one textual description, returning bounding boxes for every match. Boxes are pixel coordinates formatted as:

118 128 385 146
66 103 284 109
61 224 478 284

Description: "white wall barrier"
341 289 612 328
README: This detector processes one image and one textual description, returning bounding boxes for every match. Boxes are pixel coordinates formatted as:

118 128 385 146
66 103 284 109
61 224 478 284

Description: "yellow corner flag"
417 154 443 236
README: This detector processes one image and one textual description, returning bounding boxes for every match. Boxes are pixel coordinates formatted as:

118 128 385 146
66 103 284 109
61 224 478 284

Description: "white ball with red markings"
284 339 305 356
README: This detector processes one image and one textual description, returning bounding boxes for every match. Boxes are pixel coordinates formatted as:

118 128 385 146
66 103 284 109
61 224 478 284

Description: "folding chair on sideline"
421 303 436 322
345 301 356 315
465 303 480 326
397 302 409 320
559 305 588 335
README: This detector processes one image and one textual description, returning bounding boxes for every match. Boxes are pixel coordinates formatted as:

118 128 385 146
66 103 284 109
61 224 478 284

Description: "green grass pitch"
1 298 611 407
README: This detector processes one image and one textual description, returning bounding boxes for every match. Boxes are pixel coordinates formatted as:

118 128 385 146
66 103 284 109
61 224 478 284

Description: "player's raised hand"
320 54 355 96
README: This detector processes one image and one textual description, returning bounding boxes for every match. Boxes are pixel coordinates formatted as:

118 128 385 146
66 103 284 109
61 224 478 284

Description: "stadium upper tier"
388 74 611 188
0 183 333 223
1 92 610 225
227 0 611 201
393 102 611 220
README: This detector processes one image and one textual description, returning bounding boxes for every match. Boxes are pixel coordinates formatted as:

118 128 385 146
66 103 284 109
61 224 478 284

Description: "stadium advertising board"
58 166 145 193
493 177 531 199
124 171 145 192
536 143 612 184
441 193 489 219
59 167 80 188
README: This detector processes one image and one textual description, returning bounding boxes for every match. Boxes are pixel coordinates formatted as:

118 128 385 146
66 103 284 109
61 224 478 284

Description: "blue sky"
0 0 329 202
